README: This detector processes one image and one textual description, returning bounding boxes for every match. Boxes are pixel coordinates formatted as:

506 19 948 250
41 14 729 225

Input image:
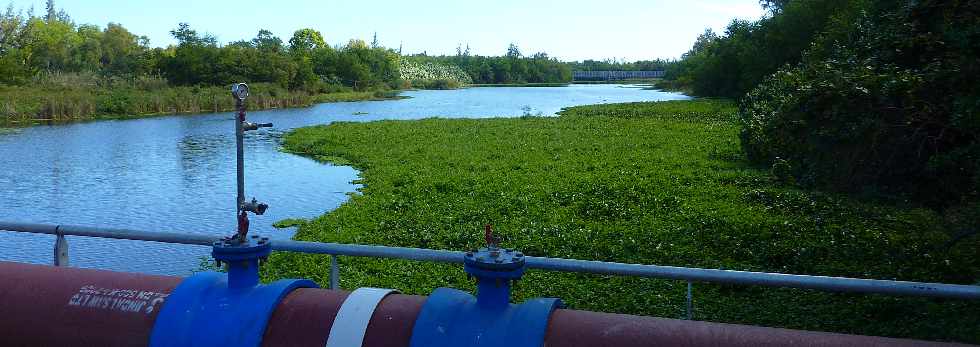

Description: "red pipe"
263 288 426 347
0 262 969 347
0 262 180 346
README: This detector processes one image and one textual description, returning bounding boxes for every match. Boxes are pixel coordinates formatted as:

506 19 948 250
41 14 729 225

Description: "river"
0 84 689 275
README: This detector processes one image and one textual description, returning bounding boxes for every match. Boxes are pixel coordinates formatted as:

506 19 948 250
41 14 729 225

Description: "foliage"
407 44 572 85
667 0 862 98
567 58 674 72
273 218 309 229
0 2 584 105
739 0 980 207
0 4 398 92
399 59 472 87
265 100 979 343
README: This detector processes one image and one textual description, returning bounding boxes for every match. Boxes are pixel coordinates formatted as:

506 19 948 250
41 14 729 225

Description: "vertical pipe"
686 281 693 320
235 98 245 215
53 228 68 267
330 255 339 290
227 259 261 289
476 278 512 309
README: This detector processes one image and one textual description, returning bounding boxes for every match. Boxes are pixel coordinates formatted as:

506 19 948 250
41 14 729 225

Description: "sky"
7 0 766 61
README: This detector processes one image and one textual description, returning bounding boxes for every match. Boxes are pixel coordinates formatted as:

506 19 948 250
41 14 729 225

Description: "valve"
242 198 268 215
410 225 561 347
243 122 273 131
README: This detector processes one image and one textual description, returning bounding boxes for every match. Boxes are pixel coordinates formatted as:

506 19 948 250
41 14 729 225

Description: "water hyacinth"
266 99 979 343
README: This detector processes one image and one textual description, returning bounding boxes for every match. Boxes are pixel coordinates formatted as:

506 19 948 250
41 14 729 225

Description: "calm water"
0 84 689 275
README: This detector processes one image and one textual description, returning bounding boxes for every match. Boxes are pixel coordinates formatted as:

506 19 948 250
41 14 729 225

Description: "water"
0 84 689 275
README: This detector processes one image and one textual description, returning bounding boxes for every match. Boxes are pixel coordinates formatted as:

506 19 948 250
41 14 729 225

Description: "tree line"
407 43 572 84
0 2 404 92
1 1 588 91
567 59 672 72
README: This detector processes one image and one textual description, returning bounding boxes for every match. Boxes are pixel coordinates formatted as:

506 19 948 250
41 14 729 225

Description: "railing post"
53 226 68 267
686 281 693 320
330 255 339 290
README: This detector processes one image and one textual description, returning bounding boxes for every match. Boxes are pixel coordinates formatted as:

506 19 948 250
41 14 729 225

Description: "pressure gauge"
231 83 249 101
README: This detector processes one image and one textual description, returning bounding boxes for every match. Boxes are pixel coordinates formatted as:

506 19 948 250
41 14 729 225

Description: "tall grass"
0 73 400 125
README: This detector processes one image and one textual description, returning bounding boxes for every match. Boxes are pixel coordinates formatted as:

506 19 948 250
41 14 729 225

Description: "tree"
686 29 717 58
252 29 282 53
760 0 790 14
70 23 101 71
505 43 521 58
45 0 55 22
0 4 24 54
101 23 139 73
288 28 324 54
170 23 214 46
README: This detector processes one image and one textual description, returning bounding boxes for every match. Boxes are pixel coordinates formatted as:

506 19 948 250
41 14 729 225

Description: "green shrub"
409 78 461 90
739 0 980 206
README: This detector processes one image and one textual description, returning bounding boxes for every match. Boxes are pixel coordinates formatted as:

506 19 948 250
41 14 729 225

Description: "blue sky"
8 0 766 61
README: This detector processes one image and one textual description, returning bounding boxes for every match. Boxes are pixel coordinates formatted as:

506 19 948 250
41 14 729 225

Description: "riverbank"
266 99 979 343
0 83 403 126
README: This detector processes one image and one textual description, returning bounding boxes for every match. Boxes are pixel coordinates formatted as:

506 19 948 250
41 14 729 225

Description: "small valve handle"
485 224 499 248
243 122 274 131
236 210 250 242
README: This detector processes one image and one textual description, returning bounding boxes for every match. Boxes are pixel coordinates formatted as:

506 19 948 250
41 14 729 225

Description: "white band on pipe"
325 287 399 347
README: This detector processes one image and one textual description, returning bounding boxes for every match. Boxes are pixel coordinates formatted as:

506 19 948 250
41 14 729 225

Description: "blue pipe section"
149 237 317 347
409 247 562 347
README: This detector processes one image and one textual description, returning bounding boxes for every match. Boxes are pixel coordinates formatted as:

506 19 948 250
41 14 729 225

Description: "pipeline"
0 261 969 347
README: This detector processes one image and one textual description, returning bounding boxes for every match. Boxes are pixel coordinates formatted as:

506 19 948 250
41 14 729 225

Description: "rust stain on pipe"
0 261 180 347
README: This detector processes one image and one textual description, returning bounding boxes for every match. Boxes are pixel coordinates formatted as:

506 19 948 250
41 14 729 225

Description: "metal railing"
2 221 979 321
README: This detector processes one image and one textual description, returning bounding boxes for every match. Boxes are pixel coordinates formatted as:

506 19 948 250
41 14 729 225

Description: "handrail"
1 221 979 301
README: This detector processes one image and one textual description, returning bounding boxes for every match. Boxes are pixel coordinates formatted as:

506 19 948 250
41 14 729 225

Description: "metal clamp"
325 288 399 347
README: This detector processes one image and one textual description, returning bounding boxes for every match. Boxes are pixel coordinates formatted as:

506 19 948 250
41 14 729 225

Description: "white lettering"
66 285 168 315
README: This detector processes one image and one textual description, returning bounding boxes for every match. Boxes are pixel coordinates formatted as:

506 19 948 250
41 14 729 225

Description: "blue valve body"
149 237 317 347
410 247 562 347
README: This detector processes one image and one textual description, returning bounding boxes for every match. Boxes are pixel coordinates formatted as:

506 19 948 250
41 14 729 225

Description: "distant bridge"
573 70 665 81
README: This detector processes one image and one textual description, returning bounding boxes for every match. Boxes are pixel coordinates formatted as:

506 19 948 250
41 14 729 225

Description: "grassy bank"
0 80 402 126
266 100 979 343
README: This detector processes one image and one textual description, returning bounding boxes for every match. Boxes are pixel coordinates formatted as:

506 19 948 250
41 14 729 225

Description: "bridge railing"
1 221 978 321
